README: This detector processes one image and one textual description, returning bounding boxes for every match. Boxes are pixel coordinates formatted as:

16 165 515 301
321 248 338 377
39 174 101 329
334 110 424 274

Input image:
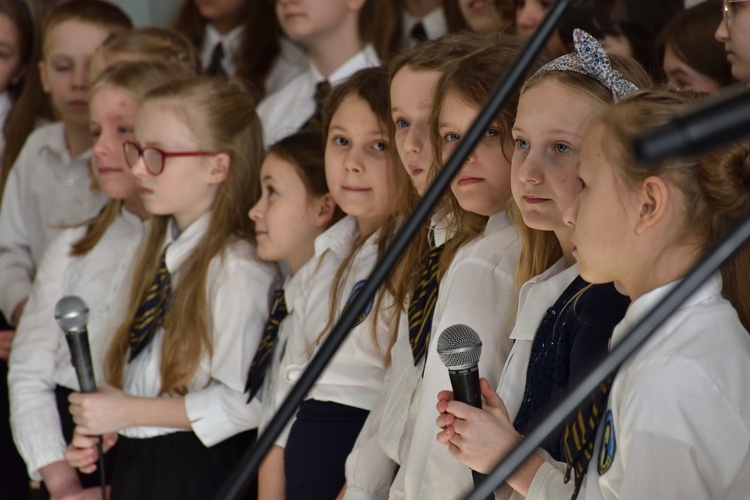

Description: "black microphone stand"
214 1 576 498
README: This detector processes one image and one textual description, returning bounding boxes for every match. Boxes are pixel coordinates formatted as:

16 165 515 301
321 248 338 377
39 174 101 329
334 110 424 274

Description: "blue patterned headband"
535 29 639 102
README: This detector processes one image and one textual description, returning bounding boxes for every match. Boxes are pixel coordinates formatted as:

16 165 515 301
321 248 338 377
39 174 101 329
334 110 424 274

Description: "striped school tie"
299 80 331 131
245 290 288 401
562 375 614 498
129 246 172 361
407 231 445 365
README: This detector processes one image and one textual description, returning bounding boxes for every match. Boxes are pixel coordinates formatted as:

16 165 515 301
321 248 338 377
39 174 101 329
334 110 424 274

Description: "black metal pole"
214 2 575 498
465 214 750 500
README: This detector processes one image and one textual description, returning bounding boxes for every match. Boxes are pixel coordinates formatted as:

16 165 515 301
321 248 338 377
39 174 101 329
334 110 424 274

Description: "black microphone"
437 324 489 495
55 296 96 394
54 296 107 500
633 85 750 163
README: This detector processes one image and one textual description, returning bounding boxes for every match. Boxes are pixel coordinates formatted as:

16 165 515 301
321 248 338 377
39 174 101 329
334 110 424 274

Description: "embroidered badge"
598 409 616 475
343 279 374 328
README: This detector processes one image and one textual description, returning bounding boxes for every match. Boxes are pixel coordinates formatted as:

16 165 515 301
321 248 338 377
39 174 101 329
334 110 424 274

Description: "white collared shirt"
201 24 244 76
0 122 105 320
401 7 448 49
392 212 521 500
0 91 12 154
264 38 308 97
121 214 279 445
257 44 380 148
273 216 390 446
9 209 147 480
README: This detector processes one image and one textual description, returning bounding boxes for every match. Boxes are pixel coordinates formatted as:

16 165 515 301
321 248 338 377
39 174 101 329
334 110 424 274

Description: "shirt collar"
483 211 511 237
40 122 92 163
202 24 244 65
163 212 211 273
314 215 359 261
402 7 447 40
310 43 380 84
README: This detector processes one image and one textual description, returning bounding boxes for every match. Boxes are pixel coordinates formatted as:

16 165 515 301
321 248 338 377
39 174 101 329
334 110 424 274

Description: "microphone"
437 324 489 494
633 85 750 163
55 296 107 500
55 296 96 393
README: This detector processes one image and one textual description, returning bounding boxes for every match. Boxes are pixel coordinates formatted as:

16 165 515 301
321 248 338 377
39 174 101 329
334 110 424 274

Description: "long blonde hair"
71 61 193 257
105 77 264 394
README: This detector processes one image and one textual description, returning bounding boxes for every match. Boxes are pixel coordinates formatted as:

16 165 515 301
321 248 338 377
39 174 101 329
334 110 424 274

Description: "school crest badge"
598 410 616 475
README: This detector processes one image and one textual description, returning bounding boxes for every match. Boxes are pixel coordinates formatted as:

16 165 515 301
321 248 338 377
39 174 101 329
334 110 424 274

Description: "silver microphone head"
54 296 89 333
437 324 482 370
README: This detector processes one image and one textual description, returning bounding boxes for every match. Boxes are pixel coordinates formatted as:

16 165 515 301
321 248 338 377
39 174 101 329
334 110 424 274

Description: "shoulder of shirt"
21 122 66 156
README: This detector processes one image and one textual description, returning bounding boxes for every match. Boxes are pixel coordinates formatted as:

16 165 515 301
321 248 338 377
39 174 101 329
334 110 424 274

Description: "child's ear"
314 193 336 228
634 175 669 235
38 61 51 93
207 153 231 184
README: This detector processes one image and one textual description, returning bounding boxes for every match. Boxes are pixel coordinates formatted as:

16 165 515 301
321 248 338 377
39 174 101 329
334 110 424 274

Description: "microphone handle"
65 329 96 393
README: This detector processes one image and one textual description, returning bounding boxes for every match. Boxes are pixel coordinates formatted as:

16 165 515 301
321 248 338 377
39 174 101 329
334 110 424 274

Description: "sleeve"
184 253 278 446
405 254 519 499
344 369 398 500
0 147 35 319
8 230 73 479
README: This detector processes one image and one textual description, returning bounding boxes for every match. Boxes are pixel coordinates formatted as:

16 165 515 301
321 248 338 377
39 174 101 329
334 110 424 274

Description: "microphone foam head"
437 324 482 370
54 296 89 332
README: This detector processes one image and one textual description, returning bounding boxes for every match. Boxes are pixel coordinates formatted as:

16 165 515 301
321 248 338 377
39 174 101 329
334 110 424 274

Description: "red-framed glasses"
123 140 219 176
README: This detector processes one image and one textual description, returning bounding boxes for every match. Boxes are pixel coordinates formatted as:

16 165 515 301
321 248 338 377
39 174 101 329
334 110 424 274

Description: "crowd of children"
1 0 749 499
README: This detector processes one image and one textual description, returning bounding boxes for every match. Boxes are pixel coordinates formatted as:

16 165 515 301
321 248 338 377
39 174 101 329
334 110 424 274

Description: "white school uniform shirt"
344 214 451 500
401 7 448 49
257 44 380 148
121 214 279 446
8 209 147 480
0 91 12 154
523 274 750 500
201 24 244 77
264 38 308 97
392 212 521 500
0 122 106 320
276 216 390 444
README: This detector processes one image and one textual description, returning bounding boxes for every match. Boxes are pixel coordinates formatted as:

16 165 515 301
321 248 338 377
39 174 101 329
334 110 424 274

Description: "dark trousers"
284 400 369 500
111 429 257 500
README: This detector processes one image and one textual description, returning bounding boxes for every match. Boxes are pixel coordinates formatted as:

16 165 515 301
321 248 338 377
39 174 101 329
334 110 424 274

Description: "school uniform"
389 212 520 500
344 214 451 499
114 213 278 500
278 216 391 499
0 122 106 321
0 91 12 154
8 209 146 481
523 274 750 500
201 24 243 77
401 7 448 49
257 44 380 148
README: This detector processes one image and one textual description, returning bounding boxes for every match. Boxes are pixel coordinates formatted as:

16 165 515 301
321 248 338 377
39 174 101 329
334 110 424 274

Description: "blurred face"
276 0 361 45
325 94 393 236
439 89 512 217
599 34 633 58
511 81 598 236
0 13 26 93
89 84 139 201
249 153 330 274
390 66 440 195
515 0 551 36
459 0 507 32
715 1 750 82
132 101 224 231
663 44 722 93
40 20 111 128
194 0 247 33
565 124 637 287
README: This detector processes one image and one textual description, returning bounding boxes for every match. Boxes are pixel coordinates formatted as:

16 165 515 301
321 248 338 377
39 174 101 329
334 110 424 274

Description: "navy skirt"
284 400 369 500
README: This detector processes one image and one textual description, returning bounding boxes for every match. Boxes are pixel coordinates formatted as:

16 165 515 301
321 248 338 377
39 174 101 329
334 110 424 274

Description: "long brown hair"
70 61 193 257
173 0 282 97
317 66 410 362
596 90 750 331
512 52 653 288
105 77 264 394
359 0 402 61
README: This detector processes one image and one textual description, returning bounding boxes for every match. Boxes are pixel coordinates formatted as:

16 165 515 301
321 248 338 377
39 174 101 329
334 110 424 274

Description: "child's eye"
485 128 499 138
395 118 409 129
515 138 529 149
117 126 133 136
443 132 460 143
553 143 570 154
372 141 387 152
266 186 277 197
90 128 100 139
333 136 349 147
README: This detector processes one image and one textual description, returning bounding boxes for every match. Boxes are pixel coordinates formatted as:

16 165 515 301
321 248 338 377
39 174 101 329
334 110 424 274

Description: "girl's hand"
64 430 117 474
52 485 111 500
68 384 133 435
435 378 522 474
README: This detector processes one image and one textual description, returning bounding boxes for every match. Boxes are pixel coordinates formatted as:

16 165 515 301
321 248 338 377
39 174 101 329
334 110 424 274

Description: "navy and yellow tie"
408 232 445 366
562 375 614 499
245 290 288 402
299 80 331 131
129 246 172 361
